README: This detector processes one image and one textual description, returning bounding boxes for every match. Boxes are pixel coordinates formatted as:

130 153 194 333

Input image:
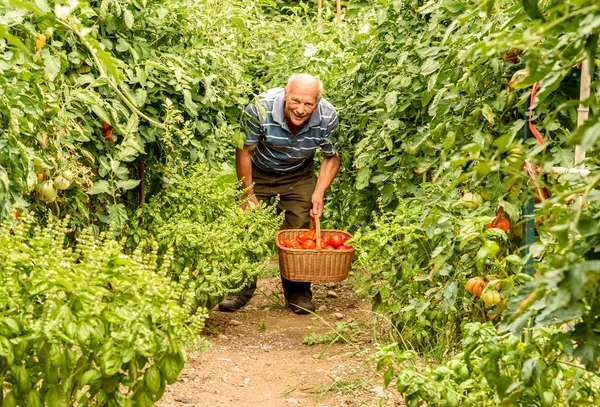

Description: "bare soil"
157 276 405 407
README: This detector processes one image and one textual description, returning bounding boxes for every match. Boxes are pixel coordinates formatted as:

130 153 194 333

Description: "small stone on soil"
230 319 243 326
287 398 300 405
333 312 343 319
371 385 386 397
218 334 228 340
317 305 327 312
326 290 338 298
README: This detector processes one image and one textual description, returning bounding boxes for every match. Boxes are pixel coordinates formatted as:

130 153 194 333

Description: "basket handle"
314 213 321 250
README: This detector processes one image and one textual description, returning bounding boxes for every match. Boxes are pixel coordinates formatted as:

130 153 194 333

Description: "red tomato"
323 246 335 250
306 229 316 241
534 188 550 203
321 235 330 246
486 206 511 232
296 233 307 243
302 240 317 250
289 240 301 249
102 122 111 131
330 233 344 249
337 244 353 251
104 129 113 142
340 234 348 244
503 48 519 64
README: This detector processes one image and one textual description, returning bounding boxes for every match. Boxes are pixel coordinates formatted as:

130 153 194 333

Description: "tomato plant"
377 323 600 406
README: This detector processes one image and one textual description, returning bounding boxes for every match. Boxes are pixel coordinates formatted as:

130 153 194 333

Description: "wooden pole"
336 0 341 23
318 0 322 28
576 56 590 169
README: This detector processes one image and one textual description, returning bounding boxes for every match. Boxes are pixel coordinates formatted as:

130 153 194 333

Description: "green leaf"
580 120 600 152
96 47 119 79
124 9 134 29
370 174 389 184
42 53 61 82
157 353 184 384
91 104 112 125
420 58 440 76
385 91 397 112
348 62 361 74
521 358 540 386
356 167 371 190
0 25 30 54
116 180 141 190
87 180 111 195
233 132 245 149
481 104 495 126
183 89 198 115
116 38 130 53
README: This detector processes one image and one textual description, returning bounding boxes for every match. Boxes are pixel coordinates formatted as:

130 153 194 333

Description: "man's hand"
310 190 325 218
241 191 261 211
236 144 259 211
311 154 340 218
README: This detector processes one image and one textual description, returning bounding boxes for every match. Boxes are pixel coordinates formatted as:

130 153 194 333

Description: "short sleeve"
240 102 265 145
320 109 339 157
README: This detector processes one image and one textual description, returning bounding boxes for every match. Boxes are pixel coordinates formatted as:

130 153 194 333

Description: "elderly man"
219 73 341 314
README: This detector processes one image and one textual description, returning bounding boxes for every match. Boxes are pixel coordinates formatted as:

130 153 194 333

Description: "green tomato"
53 175 71 190
62 170 75 181
462 192 483 209
36 180 57 203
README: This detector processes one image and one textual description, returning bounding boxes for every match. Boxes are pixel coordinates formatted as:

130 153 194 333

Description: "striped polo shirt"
241 88 339 174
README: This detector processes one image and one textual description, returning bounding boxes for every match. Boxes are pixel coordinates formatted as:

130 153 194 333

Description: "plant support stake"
522 96 535 277
576 56 590 169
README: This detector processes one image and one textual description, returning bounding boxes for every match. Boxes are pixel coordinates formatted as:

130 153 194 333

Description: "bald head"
286 73 323 100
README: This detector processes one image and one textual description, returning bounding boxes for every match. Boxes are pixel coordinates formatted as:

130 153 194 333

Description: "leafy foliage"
377 322 600 406
351 183 529 349
0 0 260 231
132 164 284 310
0 216 197 406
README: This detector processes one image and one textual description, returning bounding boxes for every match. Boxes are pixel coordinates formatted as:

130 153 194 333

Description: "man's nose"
297 103 306 114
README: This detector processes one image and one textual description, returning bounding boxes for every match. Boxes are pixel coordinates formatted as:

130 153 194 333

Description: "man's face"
283 83 320 129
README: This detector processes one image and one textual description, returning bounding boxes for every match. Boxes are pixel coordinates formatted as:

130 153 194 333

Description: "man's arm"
236 144 259 209
311 154 341 218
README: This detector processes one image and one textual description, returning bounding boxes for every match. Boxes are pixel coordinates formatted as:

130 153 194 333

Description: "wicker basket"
276 215 354 283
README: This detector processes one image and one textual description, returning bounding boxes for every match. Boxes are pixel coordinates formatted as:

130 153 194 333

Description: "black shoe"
287 292 315 315
218 295 247 312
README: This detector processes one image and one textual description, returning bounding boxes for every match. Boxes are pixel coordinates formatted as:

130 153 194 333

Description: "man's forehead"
286 85 320 101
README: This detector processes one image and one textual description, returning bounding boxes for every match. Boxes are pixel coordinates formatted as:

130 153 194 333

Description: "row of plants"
0 2 325 403
0 167 282 406
0 0 264 231
0 217 196 406
313 0 600 404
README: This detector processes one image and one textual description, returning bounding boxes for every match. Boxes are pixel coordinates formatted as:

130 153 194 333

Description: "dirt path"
157 276 404 407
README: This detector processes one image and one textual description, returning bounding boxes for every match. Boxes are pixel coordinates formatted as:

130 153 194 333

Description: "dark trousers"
235 162 316 301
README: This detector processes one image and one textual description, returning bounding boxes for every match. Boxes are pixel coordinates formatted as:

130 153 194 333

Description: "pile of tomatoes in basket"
279 229 353 251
